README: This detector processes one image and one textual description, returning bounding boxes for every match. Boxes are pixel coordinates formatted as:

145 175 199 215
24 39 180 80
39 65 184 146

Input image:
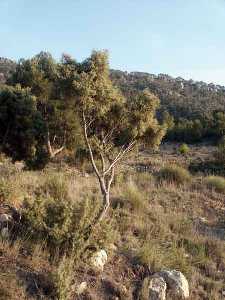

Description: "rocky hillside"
1 56 225 120
0 144 224 299
110 70 225 121
0 57 16 83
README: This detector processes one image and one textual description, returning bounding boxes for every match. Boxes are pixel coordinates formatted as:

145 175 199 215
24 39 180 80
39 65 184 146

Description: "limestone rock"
1 227 9 238
149 275 167 300
76 281 87 295
0 213 11 223
140 275 166 300
159 270 189 299
91 249 107 271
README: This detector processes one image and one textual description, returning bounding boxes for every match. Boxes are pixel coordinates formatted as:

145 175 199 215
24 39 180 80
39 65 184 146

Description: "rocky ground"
0 143 224 299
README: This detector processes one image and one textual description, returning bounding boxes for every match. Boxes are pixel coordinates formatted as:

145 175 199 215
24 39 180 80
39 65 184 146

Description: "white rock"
76 281 87 295
159 270 189 299
140 275 166 300
91 249 107 271
1 227 9 238
149 275 167 300
0 214 11 223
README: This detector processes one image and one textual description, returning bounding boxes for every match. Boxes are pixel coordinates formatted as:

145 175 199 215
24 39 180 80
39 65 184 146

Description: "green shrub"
41 175 69 201
54 255 75 300
157 165 191 185
178 143 190 155
204 176 225 194
135 241 165 272
23 193 100 252
23 175 118 254
0 179 13 203
136 241 190 275
214 138 225 164
122 181 146 212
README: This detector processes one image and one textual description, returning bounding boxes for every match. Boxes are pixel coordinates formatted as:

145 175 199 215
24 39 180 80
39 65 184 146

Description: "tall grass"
157 164 191 185
204 176 225 193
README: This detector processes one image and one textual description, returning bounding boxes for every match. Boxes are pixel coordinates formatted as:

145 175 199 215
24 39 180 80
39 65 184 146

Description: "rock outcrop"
140 275 166 300
91 249 107 271
159 270 189 299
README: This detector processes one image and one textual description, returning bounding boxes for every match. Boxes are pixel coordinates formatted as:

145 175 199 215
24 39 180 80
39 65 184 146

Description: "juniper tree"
9 52 79 158
0 85 45 162
69 51 165 222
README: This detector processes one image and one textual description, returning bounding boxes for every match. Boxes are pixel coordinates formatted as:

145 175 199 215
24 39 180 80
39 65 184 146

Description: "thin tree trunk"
46 130 65 158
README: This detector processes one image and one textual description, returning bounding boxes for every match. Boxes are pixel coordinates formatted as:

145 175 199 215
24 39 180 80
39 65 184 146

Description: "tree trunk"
46 131 65 158
99 191 110 221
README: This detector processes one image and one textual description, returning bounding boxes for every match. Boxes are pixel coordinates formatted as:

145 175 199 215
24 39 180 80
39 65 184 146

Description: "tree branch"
82 111 101 179
104 141 136 175
100 152 106 173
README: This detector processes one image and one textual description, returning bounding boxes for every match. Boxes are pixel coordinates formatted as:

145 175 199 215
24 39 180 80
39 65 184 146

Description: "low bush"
54 255 75 300
40 175 70 201
178 143 190 155
157 165 191 185
0 179 13 203
214 138 225 164
121 181 146 212
23 195 100 252
135 241 165 272
204 176 225 194
23 175 118 255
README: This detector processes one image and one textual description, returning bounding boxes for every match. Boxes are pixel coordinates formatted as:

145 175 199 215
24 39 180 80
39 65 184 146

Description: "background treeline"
0 52 83 167
0 52 225 165
111 70 225 143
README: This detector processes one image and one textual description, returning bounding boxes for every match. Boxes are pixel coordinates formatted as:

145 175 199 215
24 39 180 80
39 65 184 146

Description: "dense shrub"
204 176 225 194
178 143 190 155
157 165 191 184
0 179 13 203
189 160 225 176
214 138 225 164
121 181 146 212
23 175 118 254
0 85 46 163
23 194 99 252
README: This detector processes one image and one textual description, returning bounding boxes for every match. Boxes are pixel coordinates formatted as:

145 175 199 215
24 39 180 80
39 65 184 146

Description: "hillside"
0 144 224 299
0 57 16 83
110 70 225 120
0 53 224 300
1 56 225 120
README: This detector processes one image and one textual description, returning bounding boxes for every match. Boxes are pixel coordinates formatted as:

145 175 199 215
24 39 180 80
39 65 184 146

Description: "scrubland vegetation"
0 51 224 299
0 146 224 299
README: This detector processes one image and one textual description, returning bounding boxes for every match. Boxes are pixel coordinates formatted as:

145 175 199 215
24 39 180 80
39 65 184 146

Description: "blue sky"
1 0 225 84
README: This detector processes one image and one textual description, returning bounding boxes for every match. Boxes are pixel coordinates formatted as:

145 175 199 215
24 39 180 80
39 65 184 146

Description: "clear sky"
1 0 225 85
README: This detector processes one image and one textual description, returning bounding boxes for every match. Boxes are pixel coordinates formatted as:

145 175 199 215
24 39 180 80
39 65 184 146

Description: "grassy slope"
0 144 224 300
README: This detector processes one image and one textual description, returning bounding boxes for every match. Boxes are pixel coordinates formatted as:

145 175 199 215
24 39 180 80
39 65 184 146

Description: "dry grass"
0 144 224 299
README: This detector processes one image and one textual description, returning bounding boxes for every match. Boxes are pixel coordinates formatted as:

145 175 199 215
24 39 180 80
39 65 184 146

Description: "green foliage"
157 165 191 184
168 118 204 143
161 110 175 131
0 85 46 162
204 176 225 194
0 179 13 203
214 137 225 164
23 174 117 253
121 181 146 212
0 57 16 83
9 52 82 159
136 241 165 272
136 241 190 275
111 70 225 143
54 255 75 300
211 111 225 139
64 50 165 160
178 143 190 155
